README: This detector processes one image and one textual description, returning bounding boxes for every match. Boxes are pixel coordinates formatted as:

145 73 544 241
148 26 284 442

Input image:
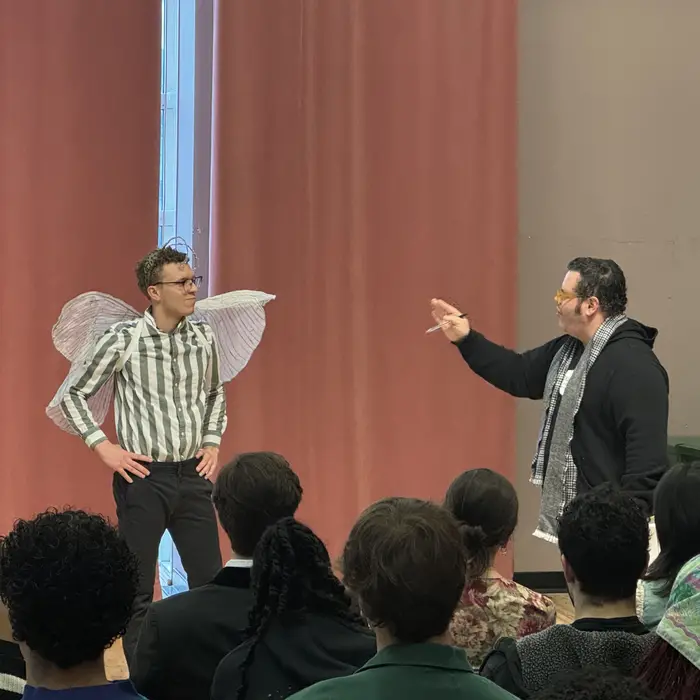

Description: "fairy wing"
191 290 275 383
46 292 141 434
52 292 141 362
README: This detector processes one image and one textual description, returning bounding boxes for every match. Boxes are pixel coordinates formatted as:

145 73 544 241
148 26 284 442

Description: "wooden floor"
103 594 575 681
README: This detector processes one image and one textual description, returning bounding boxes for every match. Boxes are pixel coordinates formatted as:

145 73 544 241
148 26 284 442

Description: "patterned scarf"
531 314 628 542
657 553 700 670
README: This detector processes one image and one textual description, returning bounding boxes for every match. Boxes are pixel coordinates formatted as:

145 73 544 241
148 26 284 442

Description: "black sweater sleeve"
609 356 669 509
454 331 567 400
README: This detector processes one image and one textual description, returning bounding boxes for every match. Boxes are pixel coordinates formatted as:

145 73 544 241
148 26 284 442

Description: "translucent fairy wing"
52 292 140 362
192 290 275 383
46 292 139 434
45 373 115 435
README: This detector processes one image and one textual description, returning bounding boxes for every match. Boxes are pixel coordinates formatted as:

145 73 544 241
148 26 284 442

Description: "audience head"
0 509 138 673
532 667 658 700
558 485 648 605
213 451 303 557
637 554 700 700
444 468 518 580
342 497 467 647
644 462 700 598
236 517 358 699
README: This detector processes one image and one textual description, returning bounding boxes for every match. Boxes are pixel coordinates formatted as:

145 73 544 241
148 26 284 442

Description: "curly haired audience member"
445 469 556 667
211 518 375 700
637 462 700 629
287 497 515 700
0 509 141 699
481 485 655 698
636 553 700 700
132 452 303 700
531 667 658 700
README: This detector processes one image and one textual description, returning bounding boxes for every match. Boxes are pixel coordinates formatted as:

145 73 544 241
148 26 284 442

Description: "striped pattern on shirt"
59 311 227 462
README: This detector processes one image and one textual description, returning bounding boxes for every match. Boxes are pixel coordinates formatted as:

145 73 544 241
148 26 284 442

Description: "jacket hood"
609 319 658 348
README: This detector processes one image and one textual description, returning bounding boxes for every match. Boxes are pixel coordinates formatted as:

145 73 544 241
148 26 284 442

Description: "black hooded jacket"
455 319 669 512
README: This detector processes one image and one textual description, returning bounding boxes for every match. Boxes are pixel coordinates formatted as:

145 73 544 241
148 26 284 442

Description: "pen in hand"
425 313 467 334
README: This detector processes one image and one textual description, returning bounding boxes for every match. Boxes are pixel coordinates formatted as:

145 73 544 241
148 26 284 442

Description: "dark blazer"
130 566 253 700
288 643 515 700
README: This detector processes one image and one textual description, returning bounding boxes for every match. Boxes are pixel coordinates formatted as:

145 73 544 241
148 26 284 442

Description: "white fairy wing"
52 292 140 362
192 290 275 383
46 292 140 434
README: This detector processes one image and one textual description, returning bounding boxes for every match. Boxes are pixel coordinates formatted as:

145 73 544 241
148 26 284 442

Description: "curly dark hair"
567 257 628 317
643 462 700 598
636 637 700 700
558 485 649 601
135 246 188 296
444 468 518 580
342 497 467 644
532 667 658 700
212 452 303 557
0 509 139 669
236 518 360 700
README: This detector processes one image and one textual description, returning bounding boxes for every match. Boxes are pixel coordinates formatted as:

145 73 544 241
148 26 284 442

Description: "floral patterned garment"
450 576 557 669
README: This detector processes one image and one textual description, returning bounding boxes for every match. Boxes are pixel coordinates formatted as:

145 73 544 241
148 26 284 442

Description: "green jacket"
289 642 516 700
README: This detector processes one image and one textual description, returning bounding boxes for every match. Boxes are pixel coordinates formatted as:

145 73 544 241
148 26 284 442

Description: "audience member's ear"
0 602 13 642
561 554 575 586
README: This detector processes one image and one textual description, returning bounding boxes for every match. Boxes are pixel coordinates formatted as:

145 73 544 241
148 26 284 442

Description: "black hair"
236 518 360 700
135 246 189 296
532 667 658 700
0 509 138 670
567 257 627 317
558 485 648 601
644 462 700 598
342 497 467 644
444 468 518 580
636 637 700 700
212 452 303 557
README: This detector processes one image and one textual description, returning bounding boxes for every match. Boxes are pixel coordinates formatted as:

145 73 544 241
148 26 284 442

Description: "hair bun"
458 522 488 548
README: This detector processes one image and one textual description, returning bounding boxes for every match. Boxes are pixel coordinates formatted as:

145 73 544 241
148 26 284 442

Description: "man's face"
148 262 199 317
555 271 583 336
555 270 599 338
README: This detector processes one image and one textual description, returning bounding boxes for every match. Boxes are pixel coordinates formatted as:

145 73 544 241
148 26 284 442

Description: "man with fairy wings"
45 244 274 663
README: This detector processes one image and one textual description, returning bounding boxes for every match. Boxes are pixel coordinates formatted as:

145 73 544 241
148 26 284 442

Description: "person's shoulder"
468 673 521 698
287 673 360 700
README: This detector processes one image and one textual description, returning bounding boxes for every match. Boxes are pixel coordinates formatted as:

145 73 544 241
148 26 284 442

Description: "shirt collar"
144 308 188 333
357 642 474 675
225 558 253 568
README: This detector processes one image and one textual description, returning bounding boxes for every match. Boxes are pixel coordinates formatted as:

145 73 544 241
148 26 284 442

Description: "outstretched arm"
431 297 566 399
456 331 567 400
59 327 125 449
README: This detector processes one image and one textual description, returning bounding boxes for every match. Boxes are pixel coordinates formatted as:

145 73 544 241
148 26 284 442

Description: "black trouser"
113 457 222 664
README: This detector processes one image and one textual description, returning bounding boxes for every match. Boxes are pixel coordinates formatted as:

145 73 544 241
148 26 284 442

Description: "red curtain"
211 0 518 563
0 1 161 534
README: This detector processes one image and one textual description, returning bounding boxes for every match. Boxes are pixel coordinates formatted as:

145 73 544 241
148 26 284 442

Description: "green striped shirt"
59 311 227 461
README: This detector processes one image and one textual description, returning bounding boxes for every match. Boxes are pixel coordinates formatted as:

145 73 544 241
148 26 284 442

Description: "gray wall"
516 0 700 572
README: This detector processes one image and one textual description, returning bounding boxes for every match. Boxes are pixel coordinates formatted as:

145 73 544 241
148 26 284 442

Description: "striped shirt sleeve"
202 330 228 447
59 326 126 449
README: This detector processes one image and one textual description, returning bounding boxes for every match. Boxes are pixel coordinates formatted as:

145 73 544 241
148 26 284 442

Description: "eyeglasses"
554 289 578 305
154 276 203 290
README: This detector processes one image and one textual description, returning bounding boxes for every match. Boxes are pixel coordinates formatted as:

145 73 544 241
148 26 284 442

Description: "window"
158 0 196 251
157 0 215 597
